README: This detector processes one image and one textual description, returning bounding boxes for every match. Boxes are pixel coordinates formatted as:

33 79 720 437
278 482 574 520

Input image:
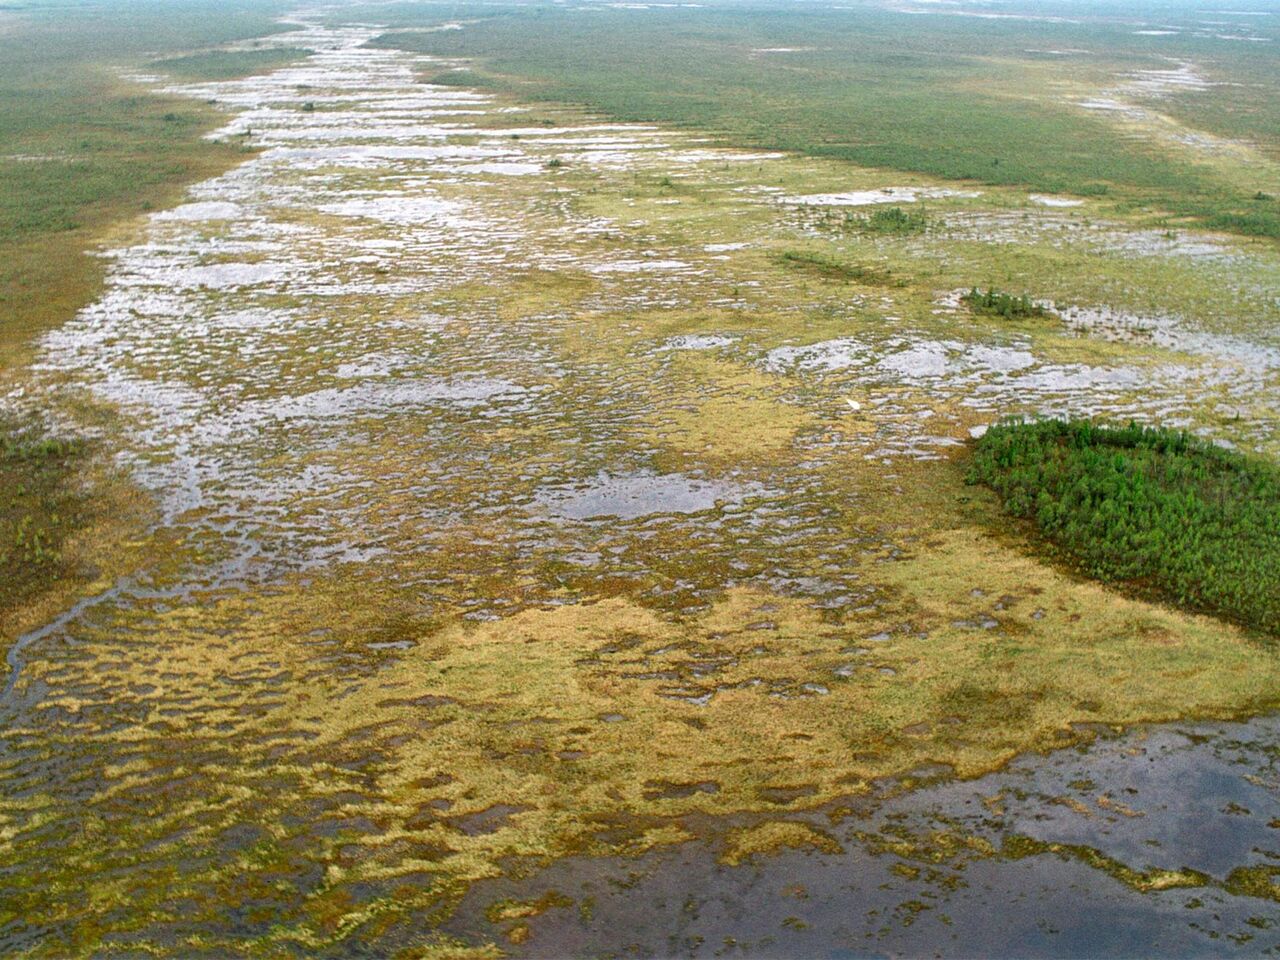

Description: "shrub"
0 425 87 611
859 205 927 234
967 419 1280 635
961 286 1050 320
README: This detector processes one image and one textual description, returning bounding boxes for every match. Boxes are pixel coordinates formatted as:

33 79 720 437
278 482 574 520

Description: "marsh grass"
0 0 291 365
804 204 928 237
968 419 1280 635
423 68 497 88
1002 835 1211 895
0 420 86 616
0 1 291 627
776 249 898 285
858 205 927 235
1224 865 1280 904
3 11 1279 948
371 3 1280 239
149 47 308 81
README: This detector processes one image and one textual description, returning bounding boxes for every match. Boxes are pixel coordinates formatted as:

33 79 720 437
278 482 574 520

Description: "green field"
0 0 292 364
148 46 309 81
370 0 1280 238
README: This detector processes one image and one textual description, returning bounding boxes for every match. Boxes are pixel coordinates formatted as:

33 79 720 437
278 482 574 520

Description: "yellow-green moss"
720 821 844 866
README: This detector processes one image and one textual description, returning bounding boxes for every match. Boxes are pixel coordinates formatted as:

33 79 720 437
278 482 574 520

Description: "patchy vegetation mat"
969 419 1280 635
0 424 86 614
369 0 1280 239
962 287 1052 321
450 714 1280 955
0 0 291 366
0 0 293 652
0 3 1278 956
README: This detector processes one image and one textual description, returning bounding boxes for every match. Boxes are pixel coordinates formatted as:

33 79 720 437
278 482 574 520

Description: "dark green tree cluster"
961 287 1050 320
967 419 1280 635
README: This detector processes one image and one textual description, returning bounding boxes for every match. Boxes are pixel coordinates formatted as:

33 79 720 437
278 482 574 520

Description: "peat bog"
0 0 1278 955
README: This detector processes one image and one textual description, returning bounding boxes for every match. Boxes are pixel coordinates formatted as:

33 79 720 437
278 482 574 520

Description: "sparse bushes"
1205 210 1280 240
776 249 898 285
967 419 1280 635
859 205 927 234
0 424 87 612
2 433 80 462
804 204 927 236
961 286 1050 320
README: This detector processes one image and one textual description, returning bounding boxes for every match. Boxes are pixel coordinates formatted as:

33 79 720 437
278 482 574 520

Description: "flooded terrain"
448 716 1280 957
1 9 1278 956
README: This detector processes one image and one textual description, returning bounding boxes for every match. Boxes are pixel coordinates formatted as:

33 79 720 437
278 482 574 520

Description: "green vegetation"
962 287 1051 320
805 204 928 236
423 68 497 88
149 46 308 81
858 205 928 235
1225 865 1280 904
776 249 898 285
1 4 1278 951
968 419 1280 634
0 421 86 616
370 2 1280 240
0 0 289 628
1003 835 1211 895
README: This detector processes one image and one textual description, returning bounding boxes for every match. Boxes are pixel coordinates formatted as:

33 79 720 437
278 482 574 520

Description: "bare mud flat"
1 8 1278 957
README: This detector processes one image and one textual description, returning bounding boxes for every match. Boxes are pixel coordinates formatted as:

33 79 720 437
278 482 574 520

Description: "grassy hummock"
805 205 928 236
967 419 1280 635
961 287 1051 321
857 205 928 235
776 249 898 285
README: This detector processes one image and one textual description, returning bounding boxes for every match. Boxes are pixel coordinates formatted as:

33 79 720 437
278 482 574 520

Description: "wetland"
0 0 1278 955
